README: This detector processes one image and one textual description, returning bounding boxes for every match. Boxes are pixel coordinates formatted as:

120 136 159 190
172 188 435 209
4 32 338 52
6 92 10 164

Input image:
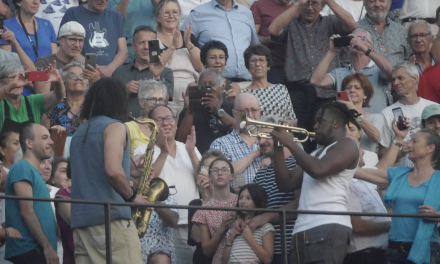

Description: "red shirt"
417 60 440 104
251 0 292 67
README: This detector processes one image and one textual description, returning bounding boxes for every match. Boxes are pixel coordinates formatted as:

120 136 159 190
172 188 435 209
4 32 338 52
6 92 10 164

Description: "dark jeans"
272 253 292 264
7 246 47 264
386 243 440 264
286 81 334 153
267 67 286 85
290 224 351 264
343 247 387 264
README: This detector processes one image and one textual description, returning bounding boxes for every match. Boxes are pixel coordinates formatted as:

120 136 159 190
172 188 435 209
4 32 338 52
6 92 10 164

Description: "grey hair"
408 20 432 37
259 115 280 124
0 61 24 79
137 79 168 100
352 29 374 44
391 61 420 89
198 68 224 88
61 61 85 82
295 0 326 9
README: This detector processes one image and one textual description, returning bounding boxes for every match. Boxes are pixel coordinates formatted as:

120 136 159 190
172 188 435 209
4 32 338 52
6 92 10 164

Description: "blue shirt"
390 0 403 10
181 0 259 80
60 5 126 66
389 177 439 243
0 17 57 62
108 0 156 63
5 160 57 259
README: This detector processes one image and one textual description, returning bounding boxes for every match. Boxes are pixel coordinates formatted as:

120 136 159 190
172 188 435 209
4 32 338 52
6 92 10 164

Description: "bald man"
209 93 263 190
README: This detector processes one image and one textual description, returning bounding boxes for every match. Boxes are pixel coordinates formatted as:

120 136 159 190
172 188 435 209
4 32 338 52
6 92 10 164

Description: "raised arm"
272 142 304 192
376 119 409 169
1 26 35 71
310 35 340 89
43 63 65 112
185 126 201 179
184 24 204 72
268 0 307 36
354 167 389 185
14 181 59 264
325 0 357 33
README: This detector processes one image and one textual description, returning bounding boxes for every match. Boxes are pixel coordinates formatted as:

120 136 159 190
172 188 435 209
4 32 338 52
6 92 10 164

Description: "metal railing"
1 194 438 264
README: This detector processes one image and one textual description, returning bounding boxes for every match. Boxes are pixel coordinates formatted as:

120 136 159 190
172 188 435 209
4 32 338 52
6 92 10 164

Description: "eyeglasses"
66 72 86 80
306 1 321 8
65 37 84 45
234 108 261 116
154 116 175 125
210 167 231 175
249 58 267 65
207 55 227 61
408 33 431 41
163 10 180 17
144 98 166 104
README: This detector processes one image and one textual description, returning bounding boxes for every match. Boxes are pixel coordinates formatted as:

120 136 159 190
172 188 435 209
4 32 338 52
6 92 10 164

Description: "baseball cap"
422 104 440 120
58 21 86 38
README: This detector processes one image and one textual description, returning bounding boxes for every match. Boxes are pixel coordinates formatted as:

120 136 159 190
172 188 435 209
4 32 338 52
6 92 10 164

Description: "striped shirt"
253 156 297 255
228 223 275 263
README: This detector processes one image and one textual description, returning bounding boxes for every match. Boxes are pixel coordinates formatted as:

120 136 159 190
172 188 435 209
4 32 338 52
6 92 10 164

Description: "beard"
34 145 53 161
366 7 389 22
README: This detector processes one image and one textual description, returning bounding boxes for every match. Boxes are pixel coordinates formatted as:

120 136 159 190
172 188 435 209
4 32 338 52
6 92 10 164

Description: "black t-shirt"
178 96 233 154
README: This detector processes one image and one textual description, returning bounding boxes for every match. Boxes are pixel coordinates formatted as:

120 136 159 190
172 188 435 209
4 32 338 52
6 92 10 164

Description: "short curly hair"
200 40 229 66
341 73 374 108
243 44 272 69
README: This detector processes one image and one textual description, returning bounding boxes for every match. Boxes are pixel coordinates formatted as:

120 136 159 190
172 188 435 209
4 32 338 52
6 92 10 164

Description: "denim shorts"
386 243 440 264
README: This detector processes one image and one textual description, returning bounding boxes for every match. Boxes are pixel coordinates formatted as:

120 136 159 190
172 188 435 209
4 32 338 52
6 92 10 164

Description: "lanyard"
18 13 38 58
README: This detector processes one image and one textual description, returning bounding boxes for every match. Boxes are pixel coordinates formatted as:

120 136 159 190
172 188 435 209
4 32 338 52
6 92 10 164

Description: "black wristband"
124 187 136 202
365 47 373 56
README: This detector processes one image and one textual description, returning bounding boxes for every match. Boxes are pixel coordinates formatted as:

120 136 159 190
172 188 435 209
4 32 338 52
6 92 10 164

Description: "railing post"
279 210 287 264
104 203 112 264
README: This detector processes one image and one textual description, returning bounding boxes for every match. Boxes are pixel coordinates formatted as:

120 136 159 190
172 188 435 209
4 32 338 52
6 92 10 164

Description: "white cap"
58 21 86 38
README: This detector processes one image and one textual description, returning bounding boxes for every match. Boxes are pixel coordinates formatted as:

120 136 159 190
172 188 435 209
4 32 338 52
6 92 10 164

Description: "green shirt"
0 94 45 132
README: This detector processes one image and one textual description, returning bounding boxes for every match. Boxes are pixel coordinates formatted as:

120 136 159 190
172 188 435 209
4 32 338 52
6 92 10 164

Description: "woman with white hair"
125 79 169 156
41 61 88 136
0 60 65 133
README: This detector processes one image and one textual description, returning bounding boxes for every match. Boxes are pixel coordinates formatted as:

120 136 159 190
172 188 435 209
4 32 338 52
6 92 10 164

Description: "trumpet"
239 117 315 143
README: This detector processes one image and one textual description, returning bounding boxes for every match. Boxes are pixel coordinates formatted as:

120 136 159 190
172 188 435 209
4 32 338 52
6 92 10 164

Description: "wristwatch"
217 109 225 118
356 114 363 123
365 47 374 56
124 187 136 202
392 140 403 148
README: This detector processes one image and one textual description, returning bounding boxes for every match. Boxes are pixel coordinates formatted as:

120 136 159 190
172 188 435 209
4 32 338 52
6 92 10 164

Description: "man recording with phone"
112 25 174 118
176 68 235 154
380 61 436 167
310 29 393 114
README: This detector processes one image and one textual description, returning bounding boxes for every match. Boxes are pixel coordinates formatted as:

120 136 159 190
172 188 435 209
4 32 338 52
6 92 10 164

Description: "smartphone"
333 36 353 47
188 85 213 112
337 91 350 102
392 107 408 131
50 130 67 157
85 53 97 69
200 166 209 174
28 71 48 81
148 39 160 64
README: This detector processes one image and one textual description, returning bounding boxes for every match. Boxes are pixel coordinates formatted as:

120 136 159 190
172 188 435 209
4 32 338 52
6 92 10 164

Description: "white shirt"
292 142 355 234
399 0 440 20
321 0 367 21
178 0 210 26
381 97 436 167
348 179 390 253
363 150 378 168
134 141 201 225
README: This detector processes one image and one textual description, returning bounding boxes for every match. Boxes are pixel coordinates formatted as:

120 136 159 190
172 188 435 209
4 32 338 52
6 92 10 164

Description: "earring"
334 126 337 129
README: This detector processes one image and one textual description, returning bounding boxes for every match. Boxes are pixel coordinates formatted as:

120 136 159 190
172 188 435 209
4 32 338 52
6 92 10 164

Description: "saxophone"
132 119 169 238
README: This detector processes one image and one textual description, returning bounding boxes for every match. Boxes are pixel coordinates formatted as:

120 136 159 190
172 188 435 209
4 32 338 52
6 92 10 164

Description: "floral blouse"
47 98 82 136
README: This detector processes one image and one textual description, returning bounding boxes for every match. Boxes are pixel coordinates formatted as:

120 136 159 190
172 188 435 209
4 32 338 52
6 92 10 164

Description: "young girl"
192 157 237 264
222 184 274 264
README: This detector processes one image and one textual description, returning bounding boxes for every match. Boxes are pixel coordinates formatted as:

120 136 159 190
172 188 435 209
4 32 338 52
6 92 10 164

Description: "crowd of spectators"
1 0 440 264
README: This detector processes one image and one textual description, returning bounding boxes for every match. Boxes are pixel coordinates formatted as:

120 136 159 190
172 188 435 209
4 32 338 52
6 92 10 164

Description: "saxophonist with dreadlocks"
70 78 148 264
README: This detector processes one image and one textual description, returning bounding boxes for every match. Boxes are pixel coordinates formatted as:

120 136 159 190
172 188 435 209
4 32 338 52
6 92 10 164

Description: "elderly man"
357 0 410 65
181 0 259 82
269 0 357 152
134 105 201 264
112 26 174 118
311 29 393 114
380 61 436 167
209 93 262 189
5 123 58 264
407 20 440 104
34 21 86 93
176 68 235 154
60 0 128 77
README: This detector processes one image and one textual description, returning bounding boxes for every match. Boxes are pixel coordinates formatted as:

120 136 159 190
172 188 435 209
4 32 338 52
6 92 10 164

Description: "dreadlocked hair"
80 78 129 143
319 102 361 128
